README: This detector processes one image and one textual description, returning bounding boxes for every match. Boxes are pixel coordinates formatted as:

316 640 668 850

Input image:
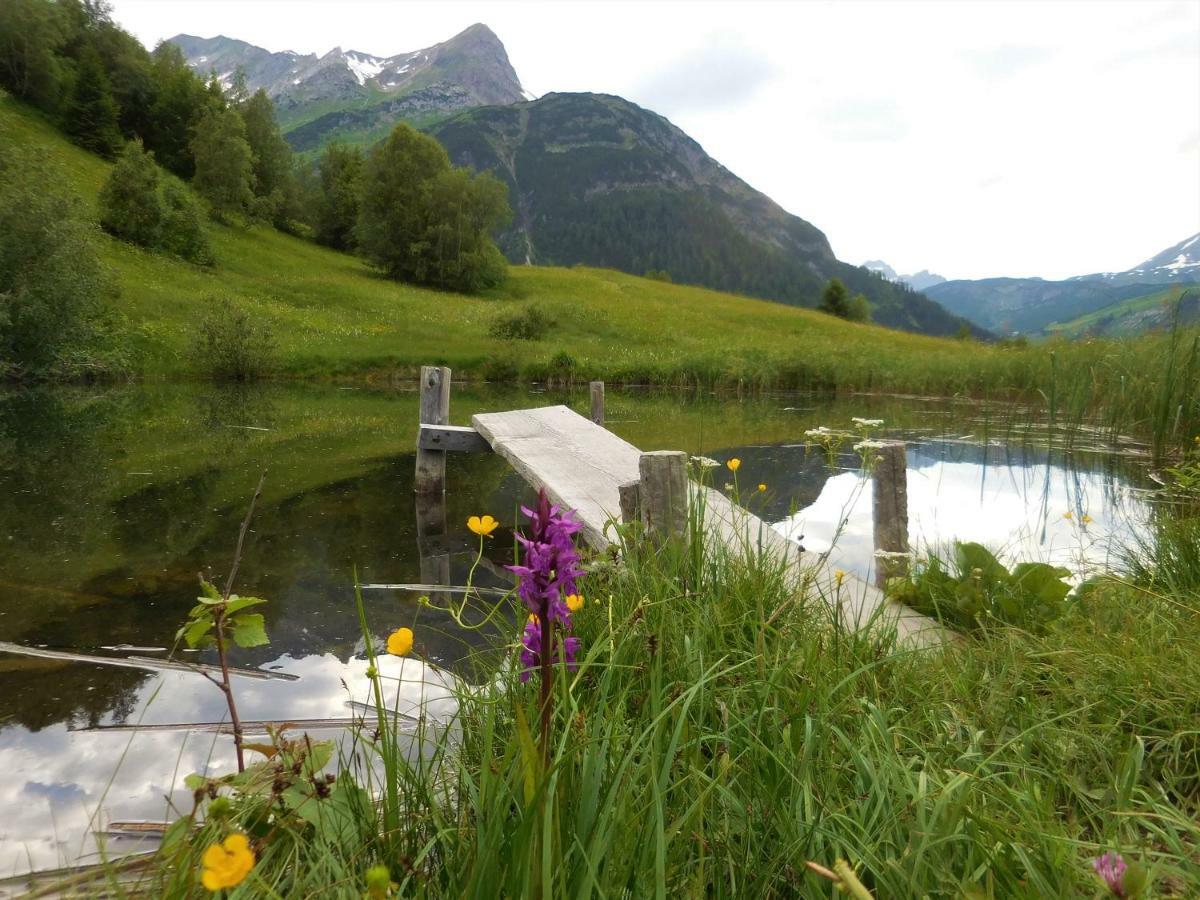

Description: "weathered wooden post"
618 480 641 525
589 381 605 426
415 365 451 494
872 442 909 587
638 451 688 543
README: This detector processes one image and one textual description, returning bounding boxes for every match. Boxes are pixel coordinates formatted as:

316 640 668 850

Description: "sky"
108 0 1200 281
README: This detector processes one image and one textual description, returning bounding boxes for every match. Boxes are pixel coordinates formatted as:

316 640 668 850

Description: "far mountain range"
170 27 977 337
867 233 1200 336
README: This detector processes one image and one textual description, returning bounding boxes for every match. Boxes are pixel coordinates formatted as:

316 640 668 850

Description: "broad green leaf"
181 617 215 649
199 579 222 601
230 613 269 648
183 773 209 792
225 594 267 615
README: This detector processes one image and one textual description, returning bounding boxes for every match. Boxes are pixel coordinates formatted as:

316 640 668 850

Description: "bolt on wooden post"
589 381 605 426
415 366 451 494
872 441 909 587
638 450 688 544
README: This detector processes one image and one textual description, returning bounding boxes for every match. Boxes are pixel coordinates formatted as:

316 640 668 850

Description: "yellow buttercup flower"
726 458 741 472
1063 511 1073 520
566 594 584 613
834 570 847 587
1081 514 1093 525
468 515 499 537
386 627 413 656
201 833 255 892
528 613 539 624
757 483 766 493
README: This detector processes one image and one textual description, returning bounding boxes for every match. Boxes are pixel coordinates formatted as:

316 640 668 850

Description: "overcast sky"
109 0 1200 281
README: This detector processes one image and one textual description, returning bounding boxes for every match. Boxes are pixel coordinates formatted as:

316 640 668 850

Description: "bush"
191 298 275 381
489 304 555 341
888 541 1072 632
99 141 213 264
0 146 121 379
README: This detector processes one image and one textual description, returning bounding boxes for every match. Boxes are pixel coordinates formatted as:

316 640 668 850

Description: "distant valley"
867 233 1200 337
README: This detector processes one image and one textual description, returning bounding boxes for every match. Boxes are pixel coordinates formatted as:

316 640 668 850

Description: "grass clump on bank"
74 503 1200 898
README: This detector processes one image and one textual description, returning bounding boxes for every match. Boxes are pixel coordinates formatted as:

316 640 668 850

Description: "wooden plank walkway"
472 405 948 647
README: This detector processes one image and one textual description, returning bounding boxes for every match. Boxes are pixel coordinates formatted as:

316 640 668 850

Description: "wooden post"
415 491 450 605
872 442 909 587
589 381 605 426
638 451 688 542
618 480 641 525
415 366 451 494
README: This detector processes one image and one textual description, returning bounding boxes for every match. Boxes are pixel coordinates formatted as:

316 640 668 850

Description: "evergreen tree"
238 89 294 225
314 143 363 251
191 105 255 222
63 44 121 157
146 42 216 177
98 139 162 247
817 278 850 318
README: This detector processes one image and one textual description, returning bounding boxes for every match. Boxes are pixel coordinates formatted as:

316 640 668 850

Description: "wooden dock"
416 371 947 648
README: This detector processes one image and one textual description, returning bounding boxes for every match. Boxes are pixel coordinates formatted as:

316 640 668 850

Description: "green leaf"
225 594 267 615
181 617 215 649
199 579 222 601
513 704 540 807
159 814 193 859
954 541 1009 583
230 613 269 648
184 773 209 792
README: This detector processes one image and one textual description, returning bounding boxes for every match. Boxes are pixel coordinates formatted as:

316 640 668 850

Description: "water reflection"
0 383 1161 879
772 440 1154 582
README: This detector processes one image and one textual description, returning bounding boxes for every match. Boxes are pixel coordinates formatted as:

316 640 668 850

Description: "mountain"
864 261 947 292
926 233 1200 334
169 25 527 152
1045 284 1200 339
431 93 976 336
1070 233 1200 286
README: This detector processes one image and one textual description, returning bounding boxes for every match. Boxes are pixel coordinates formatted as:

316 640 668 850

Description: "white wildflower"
690 455 720 469
804 426 833 438
854 439 887 451
852 417 884 428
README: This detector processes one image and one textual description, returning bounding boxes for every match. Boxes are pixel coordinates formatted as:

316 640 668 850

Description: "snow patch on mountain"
345 52 385 85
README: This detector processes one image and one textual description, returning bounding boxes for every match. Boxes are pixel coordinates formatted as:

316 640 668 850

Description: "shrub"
191 298 275 381
489 304 555 341
888 541 1073 632
99 141 212 264
0 146 120 378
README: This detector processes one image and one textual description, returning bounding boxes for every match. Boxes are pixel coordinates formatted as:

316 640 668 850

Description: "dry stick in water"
209 469 267 774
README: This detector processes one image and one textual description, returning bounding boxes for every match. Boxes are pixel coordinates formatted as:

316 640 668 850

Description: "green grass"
54 502 1200 898
3 94 1198 454
1046 285 1198 338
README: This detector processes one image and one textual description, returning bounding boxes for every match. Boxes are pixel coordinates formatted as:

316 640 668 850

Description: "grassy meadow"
3 94 1198 457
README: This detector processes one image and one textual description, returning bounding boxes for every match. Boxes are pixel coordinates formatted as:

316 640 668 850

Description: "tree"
0 0 68 111
357 124 450 280
238 89 294 226
99 139 162 246
98 140 212 263
817 278 850 318
63 44 121 157
846 292 872 323
191 105 255 222
146 42 216 177
0 146 116 378
314 143 363 250
357 124 511 291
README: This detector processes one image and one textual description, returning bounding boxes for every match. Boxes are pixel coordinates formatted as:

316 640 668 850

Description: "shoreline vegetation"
28 471 1200 898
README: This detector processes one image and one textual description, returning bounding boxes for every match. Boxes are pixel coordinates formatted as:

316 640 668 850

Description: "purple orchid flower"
1093 852 1128 897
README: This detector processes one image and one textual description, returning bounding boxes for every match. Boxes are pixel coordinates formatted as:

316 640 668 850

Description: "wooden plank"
471 405 948 648
472 405 642 549
589 381 605 426
418 424 492 453
0 642 299 681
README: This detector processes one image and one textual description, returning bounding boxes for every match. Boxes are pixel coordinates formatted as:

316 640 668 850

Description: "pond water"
0 382 1159 877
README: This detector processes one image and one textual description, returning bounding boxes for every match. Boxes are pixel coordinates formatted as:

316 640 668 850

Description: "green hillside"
1045 284 1200 338
4 89 1199 457
0 94 986 386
